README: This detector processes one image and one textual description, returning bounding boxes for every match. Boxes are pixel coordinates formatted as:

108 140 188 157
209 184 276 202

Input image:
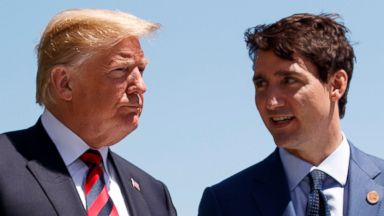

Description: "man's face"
69 37 147 148
253 51 334 152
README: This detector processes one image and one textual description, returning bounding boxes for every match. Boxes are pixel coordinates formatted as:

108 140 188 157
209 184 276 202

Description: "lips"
269 115 295 127
127 93 142 104
119 105 143 117
271 115 293 122
123 94 143 107
121 104 142 110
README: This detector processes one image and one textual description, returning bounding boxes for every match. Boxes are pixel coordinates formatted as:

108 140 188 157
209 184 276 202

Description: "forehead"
254 50 318 77
77 37 146 72
81 37 145 67
108 37 144 59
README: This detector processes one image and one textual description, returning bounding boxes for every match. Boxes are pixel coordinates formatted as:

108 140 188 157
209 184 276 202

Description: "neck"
287 121 343 166
46 106 112 149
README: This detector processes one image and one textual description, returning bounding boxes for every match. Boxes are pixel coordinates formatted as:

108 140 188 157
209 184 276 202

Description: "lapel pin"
367 190 380 205
131 178 141 191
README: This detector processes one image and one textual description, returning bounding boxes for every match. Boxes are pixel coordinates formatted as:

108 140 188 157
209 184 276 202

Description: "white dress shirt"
41 109 130 216
279 133 350 216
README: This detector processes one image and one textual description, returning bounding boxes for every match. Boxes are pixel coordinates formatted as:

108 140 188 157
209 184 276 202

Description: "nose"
266 97 283 110
127 67 147 94
265 89 285 110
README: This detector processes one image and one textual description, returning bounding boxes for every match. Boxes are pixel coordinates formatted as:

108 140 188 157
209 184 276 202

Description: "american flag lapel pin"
131 178 141 191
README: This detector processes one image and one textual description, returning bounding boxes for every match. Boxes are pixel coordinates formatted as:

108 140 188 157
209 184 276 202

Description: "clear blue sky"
1 1 383 215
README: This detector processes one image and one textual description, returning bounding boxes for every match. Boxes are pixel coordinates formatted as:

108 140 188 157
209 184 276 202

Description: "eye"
109 67 129 79
138 65 146 74
282 76 297 84
253 78 267 90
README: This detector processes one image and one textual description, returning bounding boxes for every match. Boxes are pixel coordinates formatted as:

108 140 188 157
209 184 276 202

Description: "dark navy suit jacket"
198 144 384 216
0 120 177 216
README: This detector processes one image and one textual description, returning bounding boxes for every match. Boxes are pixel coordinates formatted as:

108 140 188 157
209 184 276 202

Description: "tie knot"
80 149 102 167
308 169 327 191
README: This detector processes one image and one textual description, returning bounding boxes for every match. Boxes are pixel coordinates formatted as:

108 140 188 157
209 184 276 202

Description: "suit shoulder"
1 127 30 145
1 122 42 148
0 127 32 159
0 122 47 160
199 152 280 215
366 153 384 166
349 143 384 185
350 143 384 169
361 151 384 172
209 150 277 192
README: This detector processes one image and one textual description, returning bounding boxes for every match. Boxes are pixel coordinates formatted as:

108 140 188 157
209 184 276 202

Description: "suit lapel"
27 161 86 215
25 120 86 215
251 149 296 216
109 152 152 216
346 144 384 216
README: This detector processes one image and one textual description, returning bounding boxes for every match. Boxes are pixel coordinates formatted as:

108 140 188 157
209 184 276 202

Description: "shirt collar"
279 133 350 191
41 109 110 170
316 133 350 186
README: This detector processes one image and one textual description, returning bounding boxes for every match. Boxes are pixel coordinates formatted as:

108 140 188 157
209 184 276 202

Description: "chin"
122 120 139 132
112 115 139 136
273 135 295 149
115 125 139 141
120 111 140 122
129 116 140 128
126 115 140 129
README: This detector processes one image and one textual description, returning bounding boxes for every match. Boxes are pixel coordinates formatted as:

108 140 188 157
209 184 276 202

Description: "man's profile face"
69 37 147 147
253 51 334 152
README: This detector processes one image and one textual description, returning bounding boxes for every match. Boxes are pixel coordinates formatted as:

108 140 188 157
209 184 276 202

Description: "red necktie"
81 149 119 216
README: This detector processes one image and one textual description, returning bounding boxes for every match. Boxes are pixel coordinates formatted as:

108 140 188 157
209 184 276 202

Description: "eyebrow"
109 56 149 68
253 70 303 82
275 70 302 77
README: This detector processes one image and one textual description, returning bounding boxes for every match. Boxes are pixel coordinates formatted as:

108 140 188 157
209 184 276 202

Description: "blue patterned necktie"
306 170 331 216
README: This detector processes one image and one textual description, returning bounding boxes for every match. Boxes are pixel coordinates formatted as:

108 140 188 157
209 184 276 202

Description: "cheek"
86 86 124 108
115 84 130 102
294 85 319 104
255 95 265 112
255 91 265 104
296 89 329 116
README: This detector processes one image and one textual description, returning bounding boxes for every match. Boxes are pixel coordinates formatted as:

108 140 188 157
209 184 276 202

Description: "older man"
198 13 384 216
0 9 176 216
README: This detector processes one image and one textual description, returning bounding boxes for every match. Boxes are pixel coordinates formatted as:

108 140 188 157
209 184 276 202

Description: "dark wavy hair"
245 13 355 118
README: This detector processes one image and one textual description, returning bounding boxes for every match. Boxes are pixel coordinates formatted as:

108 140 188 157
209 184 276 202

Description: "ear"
50 65 73 101
329 69 348 102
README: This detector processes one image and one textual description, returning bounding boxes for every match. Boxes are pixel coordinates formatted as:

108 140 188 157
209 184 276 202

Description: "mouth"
121 94 143 111
120 104 143 113
270 115 295 126
124 103 142 108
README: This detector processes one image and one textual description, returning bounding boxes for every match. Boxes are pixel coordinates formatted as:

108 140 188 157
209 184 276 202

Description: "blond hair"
36 8 159 106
